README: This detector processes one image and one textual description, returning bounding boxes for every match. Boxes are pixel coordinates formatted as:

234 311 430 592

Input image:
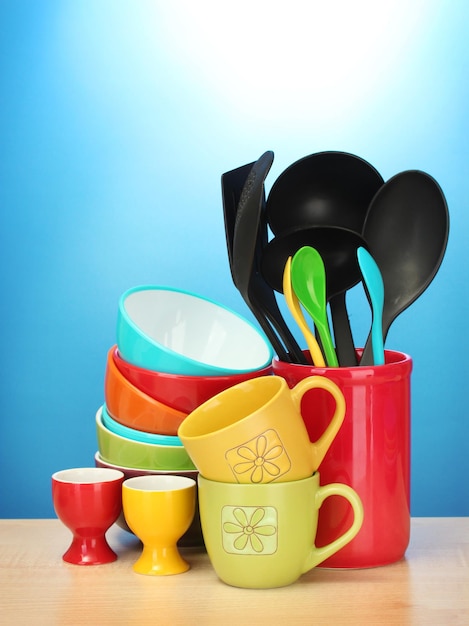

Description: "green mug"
198 472 363 589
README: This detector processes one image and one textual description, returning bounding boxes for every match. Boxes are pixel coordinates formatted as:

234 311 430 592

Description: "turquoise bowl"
101 404 183 446
116 285 274 376
96 406 196 471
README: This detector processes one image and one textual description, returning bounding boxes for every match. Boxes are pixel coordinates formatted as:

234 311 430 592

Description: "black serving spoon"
359 170 450 366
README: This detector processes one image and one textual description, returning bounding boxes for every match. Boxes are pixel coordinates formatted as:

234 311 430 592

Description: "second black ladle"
261 226 368 366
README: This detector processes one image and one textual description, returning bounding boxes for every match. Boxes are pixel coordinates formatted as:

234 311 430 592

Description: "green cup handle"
302 482 364 573
290 375 346 469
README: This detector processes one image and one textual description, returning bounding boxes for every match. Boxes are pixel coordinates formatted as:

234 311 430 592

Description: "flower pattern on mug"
222 506 277 555
225 429 291 483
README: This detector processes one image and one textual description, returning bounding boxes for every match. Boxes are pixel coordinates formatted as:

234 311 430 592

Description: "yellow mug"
178 375 345 484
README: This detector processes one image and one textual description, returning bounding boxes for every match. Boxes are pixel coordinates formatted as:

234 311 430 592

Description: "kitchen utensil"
291 246 339 367
261 226 366 365
230 151 306 363
265 151 384 365
357 247 385 366
283 256 325 367
266 151 384 236
360 170 449 366
222 160 255 282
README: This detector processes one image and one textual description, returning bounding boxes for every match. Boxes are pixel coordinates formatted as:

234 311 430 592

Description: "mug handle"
290 375 346 469
302 482 364 573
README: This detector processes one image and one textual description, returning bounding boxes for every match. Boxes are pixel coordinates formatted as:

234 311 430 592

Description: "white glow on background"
153 0 439 123
58 0 443 129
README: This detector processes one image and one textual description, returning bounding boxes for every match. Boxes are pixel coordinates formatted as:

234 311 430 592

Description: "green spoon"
291 246 339 367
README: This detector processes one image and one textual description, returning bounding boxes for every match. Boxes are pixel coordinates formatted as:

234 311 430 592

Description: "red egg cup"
52 468 124 565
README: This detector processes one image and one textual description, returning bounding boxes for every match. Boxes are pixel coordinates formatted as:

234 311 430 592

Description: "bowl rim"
94 451 199 476
97 405 186 451
101 403 184 446
112 344 273 383
96 407 196 472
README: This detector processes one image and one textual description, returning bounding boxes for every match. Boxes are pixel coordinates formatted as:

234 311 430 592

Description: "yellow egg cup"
122 475 196 575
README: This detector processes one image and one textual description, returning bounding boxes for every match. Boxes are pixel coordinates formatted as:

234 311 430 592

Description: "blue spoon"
357 247 385 366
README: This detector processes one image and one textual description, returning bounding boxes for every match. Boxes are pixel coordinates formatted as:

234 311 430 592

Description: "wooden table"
0 518 467 625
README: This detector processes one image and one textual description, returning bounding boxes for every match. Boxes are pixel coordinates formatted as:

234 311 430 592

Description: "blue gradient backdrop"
1 1 468 517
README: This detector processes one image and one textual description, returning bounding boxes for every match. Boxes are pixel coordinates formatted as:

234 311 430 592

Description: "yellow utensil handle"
283 257 325 367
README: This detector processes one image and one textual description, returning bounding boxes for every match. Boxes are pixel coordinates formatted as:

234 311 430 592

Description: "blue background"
1 1 468 517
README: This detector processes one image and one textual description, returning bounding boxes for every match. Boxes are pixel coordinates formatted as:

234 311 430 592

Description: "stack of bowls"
95 285 274 545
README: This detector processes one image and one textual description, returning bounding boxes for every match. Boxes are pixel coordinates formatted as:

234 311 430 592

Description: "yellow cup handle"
303 482 364 572
290 375 346 469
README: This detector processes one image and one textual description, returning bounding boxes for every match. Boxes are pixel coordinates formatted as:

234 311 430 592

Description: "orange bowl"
104 346 188 436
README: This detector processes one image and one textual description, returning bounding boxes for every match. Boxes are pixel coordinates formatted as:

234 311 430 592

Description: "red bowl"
112 346 272 413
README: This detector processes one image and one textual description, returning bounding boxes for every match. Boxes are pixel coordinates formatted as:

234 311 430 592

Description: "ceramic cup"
178 374 345 484
198 472 363 589
122 475 196 575
51 467 124 565
272 349 412 568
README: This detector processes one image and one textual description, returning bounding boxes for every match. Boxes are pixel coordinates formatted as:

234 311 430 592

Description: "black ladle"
360 170 450 366
222 153 306 363
265 151 384 365
261 226 368 366
266 151 384 236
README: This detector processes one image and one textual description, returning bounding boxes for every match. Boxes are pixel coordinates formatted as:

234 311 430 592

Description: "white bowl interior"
124 289 271 369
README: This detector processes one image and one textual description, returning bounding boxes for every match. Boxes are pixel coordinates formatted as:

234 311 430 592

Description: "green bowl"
96 406 195 471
